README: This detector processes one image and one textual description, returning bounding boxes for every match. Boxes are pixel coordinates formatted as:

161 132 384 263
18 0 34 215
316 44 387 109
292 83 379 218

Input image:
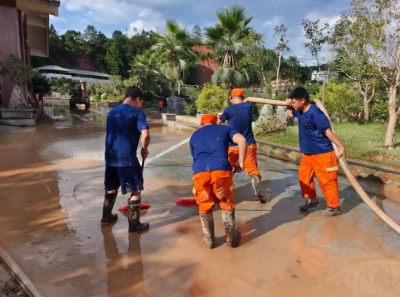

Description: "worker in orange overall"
190 115 247 248
286 87 346 216
217 88 266 203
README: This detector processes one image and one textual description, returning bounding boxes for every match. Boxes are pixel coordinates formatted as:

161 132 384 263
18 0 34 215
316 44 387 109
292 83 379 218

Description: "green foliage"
50 77 69 94
371 95 400 125
129 51 163 91
303 82 320 95
212 67 247 89
31 70 51 95
196 83 229 114
0 55 31 85
371 98 389 124
151 20 194 96
183 101 197 116
181 85 201 100
205 5 256 87
192 25 203 44
33 25 158 78
302 19 329 70
276 92 288 101
315 82 362 122
106 75 124 96
92 93 102 101
106 42 124 76
258 123 400 168
142 91 158 108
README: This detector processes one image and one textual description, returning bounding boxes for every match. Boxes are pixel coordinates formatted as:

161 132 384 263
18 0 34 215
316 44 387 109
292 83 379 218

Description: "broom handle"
245 96 400 236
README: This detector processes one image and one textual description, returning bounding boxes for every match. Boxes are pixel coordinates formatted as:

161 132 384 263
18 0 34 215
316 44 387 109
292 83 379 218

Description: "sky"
50 0 352 66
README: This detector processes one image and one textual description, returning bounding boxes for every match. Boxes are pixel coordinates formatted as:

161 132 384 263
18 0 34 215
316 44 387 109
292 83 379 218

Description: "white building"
311 71 338 83
36 65 110 83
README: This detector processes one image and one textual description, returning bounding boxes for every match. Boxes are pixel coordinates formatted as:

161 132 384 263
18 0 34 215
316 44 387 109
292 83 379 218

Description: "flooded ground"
1 106 400 297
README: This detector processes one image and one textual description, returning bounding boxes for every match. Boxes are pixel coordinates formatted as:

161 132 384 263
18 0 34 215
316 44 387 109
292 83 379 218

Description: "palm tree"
151 20 193 96
129 51 164 91
205 5 259 89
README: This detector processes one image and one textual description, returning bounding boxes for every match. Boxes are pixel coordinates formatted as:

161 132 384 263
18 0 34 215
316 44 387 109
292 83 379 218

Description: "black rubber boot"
251 175 267 203
128 199 150 234
221 210 241 247
199 213 215 249
299 198 320 211
101 192 118 226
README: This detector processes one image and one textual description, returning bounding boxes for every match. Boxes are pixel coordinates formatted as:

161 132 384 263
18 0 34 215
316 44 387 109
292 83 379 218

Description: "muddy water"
0 107 400 297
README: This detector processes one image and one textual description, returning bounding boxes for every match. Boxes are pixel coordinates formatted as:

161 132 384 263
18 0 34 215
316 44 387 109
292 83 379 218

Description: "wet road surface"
1 106 400 297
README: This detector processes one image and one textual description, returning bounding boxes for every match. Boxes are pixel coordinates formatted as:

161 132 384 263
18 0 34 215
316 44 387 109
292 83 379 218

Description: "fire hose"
245 97 400 236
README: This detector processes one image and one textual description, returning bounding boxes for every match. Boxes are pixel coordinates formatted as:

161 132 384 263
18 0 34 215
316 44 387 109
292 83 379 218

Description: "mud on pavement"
0 107 400 297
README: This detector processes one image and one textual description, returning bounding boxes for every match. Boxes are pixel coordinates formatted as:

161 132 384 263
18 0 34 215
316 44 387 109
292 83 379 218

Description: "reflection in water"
101 226 148 297
44 105 69 120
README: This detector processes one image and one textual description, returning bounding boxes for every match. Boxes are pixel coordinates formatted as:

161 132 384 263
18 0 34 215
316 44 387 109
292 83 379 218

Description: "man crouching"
190 114 247 248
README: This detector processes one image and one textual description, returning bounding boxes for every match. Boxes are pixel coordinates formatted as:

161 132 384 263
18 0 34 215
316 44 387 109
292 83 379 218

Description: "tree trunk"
273 53 282 100
170 83 176 97
384 86 399 149
363 92 370 122
9 84 29 110
321 79 327 105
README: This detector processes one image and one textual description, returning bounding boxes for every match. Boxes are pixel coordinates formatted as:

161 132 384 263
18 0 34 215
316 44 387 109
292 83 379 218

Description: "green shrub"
276 92 288 101
244 88 269 99
92 94 102 101
183 101 197 116
181 85 200 100
196 83 229 114
303 81 320 96
31 70 51 95
50 77 70 94
315 82 362 122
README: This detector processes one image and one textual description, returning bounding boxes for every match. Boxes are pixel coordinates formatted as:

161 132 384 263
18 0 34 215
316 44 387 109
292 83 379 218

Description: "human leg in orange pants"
192 170 241 248
298 151 341 216
228 144 266 203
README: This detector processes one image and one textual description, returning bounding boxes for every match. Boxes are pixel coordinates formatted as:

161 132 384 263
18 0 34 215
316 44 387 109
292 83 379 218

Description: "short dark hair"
125 86 143 101
288 87 310 102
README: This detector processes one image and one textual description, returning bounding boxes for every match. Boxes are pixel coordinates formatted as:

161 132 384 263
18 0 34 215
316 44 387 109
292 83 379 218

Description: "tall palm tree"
129 51 163 90
205 5 258 88
151 20 193 96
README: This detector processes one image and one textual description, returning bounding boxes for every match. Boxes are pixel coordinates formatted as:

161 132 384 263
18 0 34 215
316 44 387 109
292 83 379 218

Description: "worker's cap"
201 114 218 125
231 88 245 97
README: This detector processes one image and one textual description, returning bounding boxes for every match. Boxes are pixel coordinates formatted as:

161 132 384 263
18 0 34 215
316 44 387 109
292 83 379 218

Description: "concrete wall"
175 115 200 126
0 6 22 107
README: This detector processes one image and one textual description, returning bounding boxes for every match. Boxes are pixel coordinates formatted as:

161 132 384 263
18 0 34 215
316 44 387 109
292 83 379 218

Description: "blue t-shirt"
190 125 237 174
219 102 256 147
105 104 149 167
292 104 333 155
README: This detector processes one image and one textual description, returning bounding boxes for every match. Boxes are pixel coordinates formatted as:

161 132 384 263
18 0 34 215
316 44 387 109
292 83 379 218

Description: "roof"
41 0 61 6
36 65 110 78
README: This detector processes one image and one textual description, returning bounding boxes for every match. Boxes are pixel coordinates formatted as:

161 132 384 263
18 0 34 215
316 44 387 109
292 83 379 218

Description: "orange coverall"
228 143 261 178
192 170 235 215
299 151 340 208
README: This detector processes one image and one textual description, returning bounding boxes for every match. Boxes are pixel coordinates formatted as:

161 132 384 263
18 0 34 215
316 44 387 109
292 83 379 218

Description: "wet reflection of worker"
190 114 247 249
101 228 148 296
102 86 150 234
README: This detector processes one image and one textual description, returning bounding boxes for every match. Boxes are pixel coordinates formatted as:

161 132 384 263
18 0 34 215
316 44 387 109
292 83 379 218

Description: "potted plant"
0 55 33 119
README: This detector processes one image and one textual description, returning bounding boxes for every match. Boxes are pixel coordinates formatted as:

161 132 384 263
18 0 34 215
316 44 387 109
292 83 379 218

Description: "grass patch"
257 123 400 169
